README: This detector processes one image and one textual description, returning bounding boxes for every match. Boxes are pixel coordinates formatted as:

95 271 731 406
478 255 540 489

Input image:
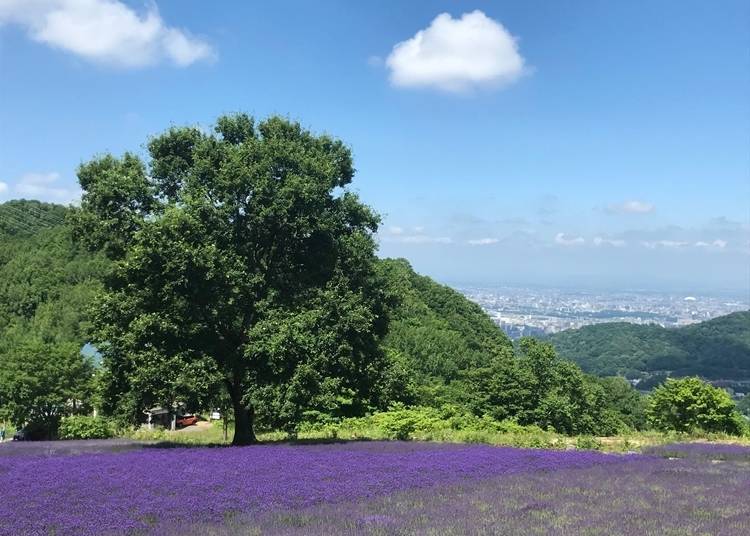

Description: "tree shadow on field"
143 436 376 450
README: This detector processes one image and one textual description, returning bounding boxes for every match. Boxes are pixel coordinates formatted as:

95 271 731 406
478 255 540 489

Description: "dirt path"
175 420 214 433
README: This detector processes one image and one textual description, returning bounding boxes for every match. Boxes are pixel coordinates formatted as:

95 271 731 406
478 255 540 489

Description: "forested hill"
0 200 107 348
0 201 510 384
378 258 512 382
0 199 67 237
548 312 750 381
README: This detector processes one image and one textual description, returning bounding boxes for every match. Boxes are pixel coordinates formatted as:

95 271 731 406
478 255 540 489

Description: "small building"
143 407 170 429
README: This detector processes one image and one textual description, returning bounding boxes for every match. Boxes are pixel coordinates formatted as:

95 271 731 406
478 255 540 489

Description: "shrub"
126 427 170 441
575 435 603 450
58 415 114 440
647 377 745 435
370 406 438 440
326 406 562 446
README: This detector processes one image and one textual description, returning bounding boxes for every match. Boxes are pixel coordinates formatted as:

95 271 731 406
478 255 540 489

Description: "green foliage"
0 201 110 438
58 415 114 439
548 312 750 380
647 377 745 435
593 376 648 430
737 396 750 418
575 435 603 450
377 258 512 385
461 339 631 436
72 114 390 444
0 341 94 438
321 405 558 446
0 200 66 238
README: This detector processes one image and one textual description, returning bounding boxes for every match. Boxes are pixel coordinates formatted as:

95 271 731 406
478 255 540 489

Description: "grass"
118 420 750 453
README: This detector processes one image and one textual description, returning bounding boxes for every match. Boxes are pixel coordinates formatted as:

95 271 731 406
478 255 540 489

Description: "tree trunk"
232 403 257 445
229 383 256 445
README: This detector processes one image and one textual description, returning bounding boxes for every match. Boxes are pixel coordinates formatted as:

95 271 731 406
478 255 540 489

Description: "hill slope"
0 202 512 384
548 312 750 380
377 258 513 382
0 200 107 347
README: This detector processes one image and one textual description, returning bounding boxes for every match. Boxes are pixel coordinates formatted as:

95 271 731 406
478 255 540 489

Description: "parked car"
13 428 28 441
175 414 198 428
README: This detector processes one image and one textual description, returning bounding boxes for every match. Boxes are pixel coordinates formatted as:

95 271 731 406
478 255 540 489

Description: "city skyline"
459 284 748 339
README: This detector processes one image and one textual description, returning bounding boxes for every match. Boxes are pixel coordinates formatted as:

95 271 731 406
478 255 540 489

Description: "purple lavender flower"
0 441 633 535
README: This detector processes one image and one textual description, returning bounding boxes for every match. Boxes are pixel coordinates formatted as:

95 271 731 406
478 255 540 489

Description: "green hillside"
378 258 512 382
0 199 67 238
0 200 107 347
0 199 648 436
548 312 750 381
0 202 510 385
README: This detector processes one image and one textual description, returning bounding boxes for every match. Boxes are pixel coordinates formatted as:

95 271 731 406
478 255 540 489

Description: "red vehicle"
176 414 198 428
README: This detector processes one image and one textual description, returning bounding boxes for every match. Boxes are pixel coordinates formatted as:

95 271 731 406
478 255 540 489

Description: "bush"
124 426 171 441
647 377 745 435
58 415 114 440
327 406 561 446
575 435 603 450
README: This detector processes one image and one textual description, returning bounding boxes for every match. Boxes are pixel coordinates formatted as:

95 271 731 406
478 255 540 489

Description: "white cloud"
13 171 81 203
607 200 655 214
467 237 499 246
0 0 214 68
695 239 727 249
0 181 7 194
555 232 585 246
380 228 453 245
641 240 689 249
593 236 626 247
399 235 453 244
385 10 526 92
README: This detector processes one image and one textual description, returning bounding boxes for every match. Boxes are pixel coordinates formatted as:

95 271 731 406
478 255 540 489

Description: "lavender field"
1 440 749 535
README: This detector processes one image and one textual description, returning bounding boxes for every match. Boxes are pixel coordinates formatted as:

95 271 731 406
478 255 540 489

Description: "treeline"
547 312 750 381
0 204 643 439
3 203 742 439
0 201 107 438
378 259 645 435
0 115 747 443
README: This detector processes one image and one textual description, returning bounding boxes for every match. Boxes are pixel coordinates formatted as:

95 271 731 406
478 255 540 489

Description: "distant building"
143 407 170 429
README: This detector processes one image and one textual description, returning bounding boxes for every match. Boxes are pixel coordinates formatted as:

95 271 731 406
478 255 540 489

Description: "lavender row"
1 441 634 535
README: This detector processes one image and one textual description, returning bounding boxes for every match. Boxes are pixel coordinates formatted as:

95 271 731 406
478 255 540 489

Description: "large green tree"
72 114 390 444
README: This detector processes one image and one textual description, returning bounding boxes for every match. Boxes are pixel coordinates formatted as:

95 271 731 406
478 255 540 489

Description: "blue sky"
1 1 748 292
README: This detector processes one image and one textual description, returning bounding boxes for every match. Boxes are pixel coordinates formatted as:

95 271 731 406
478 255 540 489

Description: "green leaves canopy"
0 202 103 437
647 376 746 435
73 114 389 444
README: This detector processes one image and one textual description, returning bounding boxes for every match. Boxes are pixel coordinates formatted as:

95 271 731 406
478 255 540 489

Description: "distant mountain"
547 312 750 381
